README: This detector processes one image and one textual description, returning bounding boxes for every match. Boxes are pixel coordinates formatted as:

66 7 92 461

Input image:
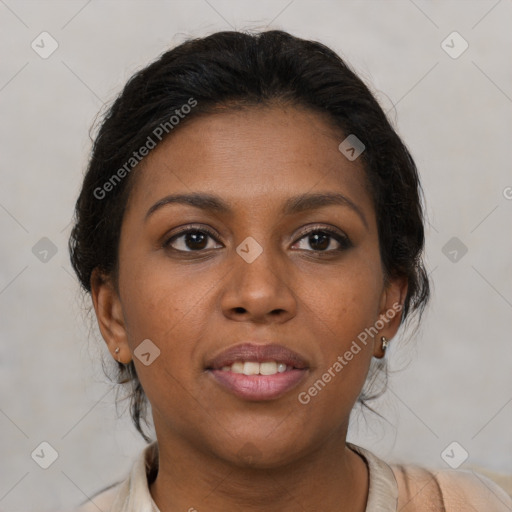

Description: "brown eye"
293 228 351 253
164 228 222 252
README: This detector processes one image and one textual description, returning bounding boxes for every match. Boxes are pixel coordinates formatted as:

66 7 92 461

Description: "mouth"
205 343 309 401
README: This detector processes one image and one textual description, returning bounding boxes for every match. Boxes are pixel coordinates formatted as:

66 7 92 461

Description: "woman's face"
93 105 405 466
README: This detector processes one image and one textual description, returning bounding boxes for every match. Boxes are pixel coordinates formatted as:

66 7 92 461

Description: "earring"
381 336 389 350
114 347 120 362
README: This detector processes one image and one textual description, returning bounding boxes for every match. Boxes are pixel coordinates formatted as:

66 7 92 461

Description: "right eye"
163 226 223 252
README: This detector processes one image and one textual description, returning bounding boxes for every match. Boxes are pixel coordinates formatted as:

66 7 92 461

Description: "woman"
69 30 511 511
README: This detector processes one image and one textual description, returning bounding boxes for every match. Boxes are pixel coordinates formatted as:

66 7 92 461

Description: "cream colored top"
74 442 512 511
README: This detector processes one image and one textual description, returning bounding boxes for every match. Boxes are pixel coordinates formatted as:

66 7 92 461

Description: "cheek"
306 256 383 342
296 274 379 421
118 254 223 388
297 253 383 403
120 243 204 333
118 263 208 420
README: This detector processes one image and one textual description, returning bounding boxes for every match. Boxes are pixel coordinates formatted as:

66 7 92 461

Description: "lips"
205 343 308 370
205 343 309 401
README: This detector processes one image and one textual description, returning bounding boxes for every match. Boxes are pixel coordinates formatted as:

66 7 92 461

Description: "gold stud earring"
381 336 389 350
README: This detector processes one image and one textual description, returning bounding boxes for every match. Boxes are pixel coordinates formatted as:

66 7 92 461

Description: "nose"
220 246 297 324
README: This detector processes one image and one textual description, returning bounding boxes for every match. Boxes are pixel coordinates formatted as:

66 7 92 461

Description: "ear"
90 268 132 364
373 276 408 358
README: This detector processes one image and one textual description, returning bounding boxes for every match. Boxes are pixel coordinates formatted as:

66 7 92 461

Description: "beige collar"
347 442 399 511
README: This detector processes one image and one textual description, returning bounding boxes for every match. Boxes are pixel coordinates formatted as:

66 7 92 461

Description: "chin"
207 430 311 470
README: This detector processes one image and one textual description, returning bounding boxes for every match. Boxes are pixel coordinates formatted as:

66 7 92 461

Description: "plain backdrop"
1 1 511 510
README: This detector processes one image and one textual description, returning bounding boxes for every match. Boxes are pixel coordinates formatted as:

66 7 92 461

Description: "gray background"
1 1 511 510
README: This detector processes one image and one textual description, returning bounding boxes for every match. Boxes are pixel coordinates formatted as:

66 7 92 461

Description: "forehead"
125 105 373 217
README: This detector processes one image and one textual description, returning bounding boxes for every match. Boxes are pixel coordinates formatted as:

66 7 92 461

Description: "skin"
91 104 407 512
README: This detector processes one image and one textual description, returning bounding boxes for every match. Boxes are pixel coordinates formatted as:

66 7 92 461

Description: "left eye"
293 229 351 252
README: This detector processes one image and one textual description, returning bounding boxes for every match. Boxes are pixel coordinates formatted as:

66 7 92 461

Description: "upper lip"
205 343 309 370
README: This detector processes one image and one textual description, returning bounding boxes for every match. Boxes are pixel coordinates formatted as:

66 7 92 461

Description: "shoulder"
71 441 158 512
391 462 512 512
72 483 122 512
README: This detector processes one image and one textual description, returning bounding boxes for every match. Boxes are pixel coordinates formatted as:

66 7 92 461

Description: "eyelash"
294 225 352 253
163 224 352 255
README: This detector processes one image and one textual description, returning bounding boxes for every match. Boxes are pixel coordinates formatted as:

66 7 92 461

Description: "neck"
149 429 369 512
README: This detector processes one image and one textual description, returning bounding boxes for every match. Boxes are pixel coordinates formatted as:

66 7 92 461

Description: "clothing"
74 442 512 511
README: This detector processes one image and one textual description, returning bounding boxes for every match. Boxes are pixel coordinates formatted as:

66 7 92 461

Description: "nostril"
233 307 246 314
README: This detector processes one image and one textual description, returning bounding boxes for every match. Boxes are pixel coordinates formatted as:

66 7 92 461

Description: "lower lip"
208 369 308 401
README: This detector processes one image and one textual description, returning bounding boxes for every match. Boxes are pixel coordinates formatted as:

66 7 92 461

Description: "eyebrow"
145 191 368 228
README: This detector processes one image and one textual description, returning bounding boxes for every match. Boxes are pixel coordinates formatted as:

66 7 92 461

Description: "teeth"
242 362 260 375
231 361 244 374
220 361 291 375
277 363 287 373
259 361 277 375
